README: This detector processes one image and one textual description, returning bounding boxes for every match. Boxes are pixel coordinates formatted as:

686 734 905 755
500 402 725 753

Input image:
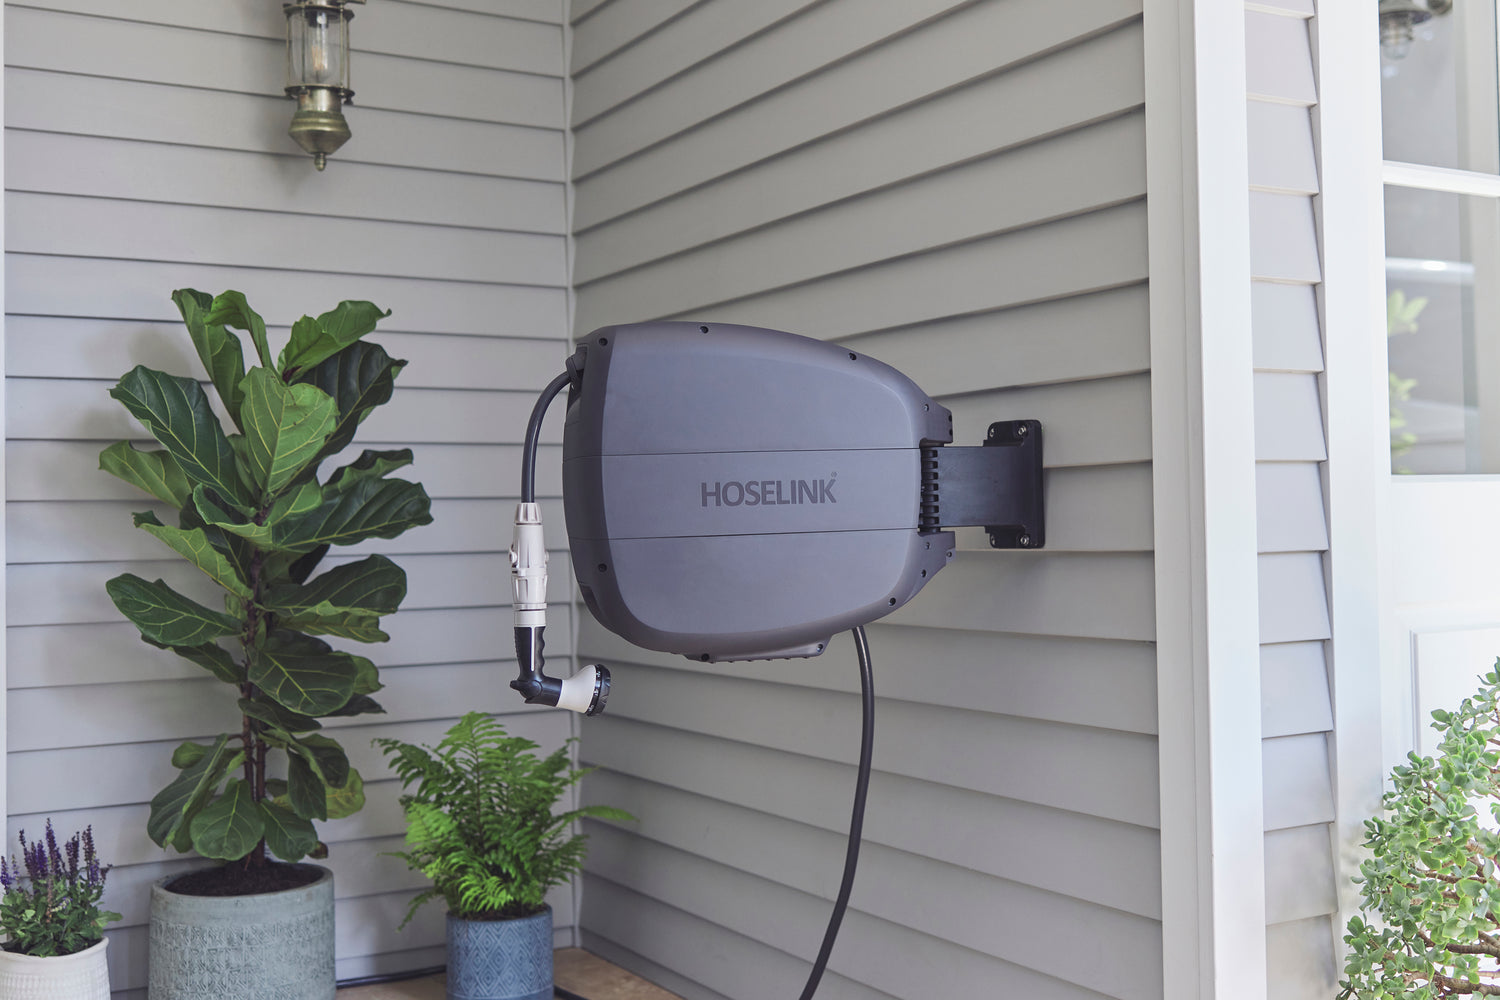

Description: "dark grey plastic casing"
562 322 956 662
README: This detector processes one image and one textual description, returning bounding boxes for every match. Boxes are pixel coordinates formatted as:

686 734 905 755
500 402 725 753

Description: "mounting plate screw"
1017 534 1032 547
1015 424 1029 438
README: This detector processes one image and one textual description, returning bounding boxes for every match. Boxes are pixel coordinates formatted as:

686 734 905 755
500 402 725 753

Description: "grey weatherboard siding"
1245 2 1342 996
3 0 579 995
567 2 1161 998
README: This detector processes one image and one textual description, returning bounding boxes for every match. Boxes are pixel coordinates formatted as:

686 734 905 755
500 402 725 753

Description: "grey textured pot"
147 865 335 1000
446 906 552 1000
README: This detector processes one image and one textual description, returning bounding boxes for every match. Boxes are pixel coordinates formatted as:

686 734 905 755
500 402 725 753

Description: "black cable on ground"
797 625 875 1000
522 369 575 504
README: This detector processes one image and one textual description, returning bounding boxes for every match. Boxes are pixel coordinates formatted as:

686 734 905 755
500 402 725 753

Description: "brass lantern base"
287 88 351 170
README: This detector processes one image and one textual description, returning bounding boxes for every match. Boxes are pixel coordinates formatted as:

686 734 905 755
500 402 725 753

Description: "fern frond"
373 711 635 922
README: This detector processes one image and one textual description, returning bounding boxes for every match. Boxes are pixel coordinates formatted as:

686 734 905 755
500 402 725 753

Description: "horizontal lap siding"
2 0 575 992
568 3 1157 998
1245 4 1339 998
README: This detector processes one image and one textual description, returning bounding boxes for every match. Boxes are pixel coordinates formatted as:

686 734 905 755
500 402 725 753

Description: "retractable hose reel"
506 321 1045 997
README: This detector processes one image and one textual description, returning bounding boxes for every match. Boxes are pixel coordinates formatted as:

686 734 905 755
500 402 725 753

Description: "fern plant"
374 712 631 924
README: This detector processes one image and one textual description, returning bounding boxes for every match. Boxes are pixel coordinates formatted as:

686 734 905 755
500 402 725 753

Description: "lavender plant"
0 822 120 957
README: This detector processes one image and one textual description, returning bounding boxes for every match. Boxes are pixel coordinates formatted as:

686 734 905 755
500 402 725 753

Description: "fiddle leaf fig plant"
103 289 431 868
1340 658 1500 998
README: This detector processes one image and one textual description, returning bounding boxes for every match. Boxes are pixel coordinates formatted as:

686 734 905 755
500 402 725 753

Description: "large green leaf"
239 368 337 498
174 288 247 428
286 752 327 821
107 573 241 647
325 449 414 494
348 654 381 696
132 511 252 598
238 696 321 733
326 694 384 718
205 291 273 370
182 509 259 591
190 779 266 861
278 301 390 378
98 442 192 508
142 636 244 684
294 341 406 464
287 732 351 789
247 630 357 716
194 482 322 552
263 555 407 641
259 800 319 862
147 734 233 849
287 477 432 551
109 366 251 507
200 477 429 554
171 741 209 769
325 767 365 819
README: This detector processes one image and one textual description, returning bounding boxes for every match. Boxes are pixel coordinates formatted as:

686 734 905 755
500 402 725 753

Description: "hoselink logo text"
700 477 837 507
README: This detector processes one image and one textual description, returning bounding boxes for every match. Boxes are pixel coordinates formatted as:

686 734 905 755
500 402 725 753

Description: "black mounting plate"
923 419 1044 549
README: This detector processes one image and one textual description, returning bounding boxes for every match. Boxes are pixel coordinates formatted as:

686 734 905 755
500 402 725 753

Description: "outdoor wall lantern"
283 0 364 170
1378 0 1452 61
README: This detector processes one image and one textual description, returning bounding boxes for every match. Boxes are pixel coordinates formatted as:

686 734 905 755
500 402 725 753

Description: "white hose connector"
511 502 547 627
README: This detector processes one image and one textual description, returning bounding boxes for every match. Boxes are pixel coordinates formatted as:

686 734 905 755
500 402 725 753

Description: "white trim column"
1308 0 1391 954
1145 0 1267 996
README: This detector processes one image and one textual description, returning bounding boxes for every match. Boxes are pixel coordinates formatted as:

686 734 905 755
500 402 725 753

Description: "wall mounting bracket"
922 419 1044 549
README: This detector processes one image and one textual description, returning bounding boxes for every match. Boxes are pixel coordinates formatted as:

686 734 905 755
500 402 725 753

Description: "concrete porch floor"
337 948 682 1000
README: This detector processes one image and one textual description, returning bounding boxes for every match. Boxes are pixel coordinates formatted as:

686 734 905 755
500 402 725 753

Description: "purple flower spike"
43 820 61 875
64 832 80 881
0 855 12 890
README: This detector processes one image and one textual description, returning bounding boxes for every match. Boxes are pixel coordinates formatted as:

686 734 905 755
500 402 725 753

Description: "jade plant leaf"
238 368 337 497
259 800 319 862
204 290 273 371
278 301 391 378
107 573 241 647
142 635 244 684
173 288 247 428
133 511 252 598
238 696 321 733
109 366 251 508
99 442 193 508
191 779 266 861
294 341 406 464
148 734 234 848
247 630 358 716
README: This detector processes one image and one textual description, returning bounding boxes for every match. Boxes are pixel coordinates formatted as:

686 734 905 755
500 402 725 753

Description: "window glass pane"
1385 186 1500 472
1381 2 1500 172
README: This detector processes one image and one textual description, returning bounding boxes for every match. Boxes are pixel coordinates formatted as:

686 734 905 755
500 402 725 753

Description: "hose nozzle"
510 625 610 716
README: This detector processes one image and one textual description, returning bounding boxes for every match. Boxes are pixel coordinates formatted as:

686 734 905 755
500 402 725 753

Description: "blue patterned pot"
446 906 552 1000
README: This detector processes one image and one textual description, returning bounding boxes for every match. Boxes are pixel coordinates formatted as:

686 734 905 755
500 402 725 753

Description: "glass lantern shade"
283 1 358 170
286 3 350 94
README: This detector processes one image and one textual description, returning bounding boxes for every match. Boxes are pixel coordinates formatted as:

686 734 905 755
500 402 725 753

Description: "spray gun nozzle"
511 625 610 716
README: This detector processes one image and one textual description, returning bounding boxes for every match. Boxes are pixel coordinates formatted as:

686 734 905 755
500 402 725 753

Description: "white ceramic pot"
0 937 110 1000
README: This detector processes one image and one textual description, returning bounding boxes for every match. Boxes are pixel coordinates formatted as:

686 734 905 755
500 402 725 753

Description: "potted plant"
1340 657 1500 997
0 822 120 1000
375 712 632 1000
100 289 431 1000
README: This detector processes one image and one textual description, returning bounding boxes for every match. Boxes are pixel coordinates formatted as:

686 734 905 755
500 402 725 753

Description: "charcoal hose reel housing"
560 320 1045 663
505 320 1045 999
